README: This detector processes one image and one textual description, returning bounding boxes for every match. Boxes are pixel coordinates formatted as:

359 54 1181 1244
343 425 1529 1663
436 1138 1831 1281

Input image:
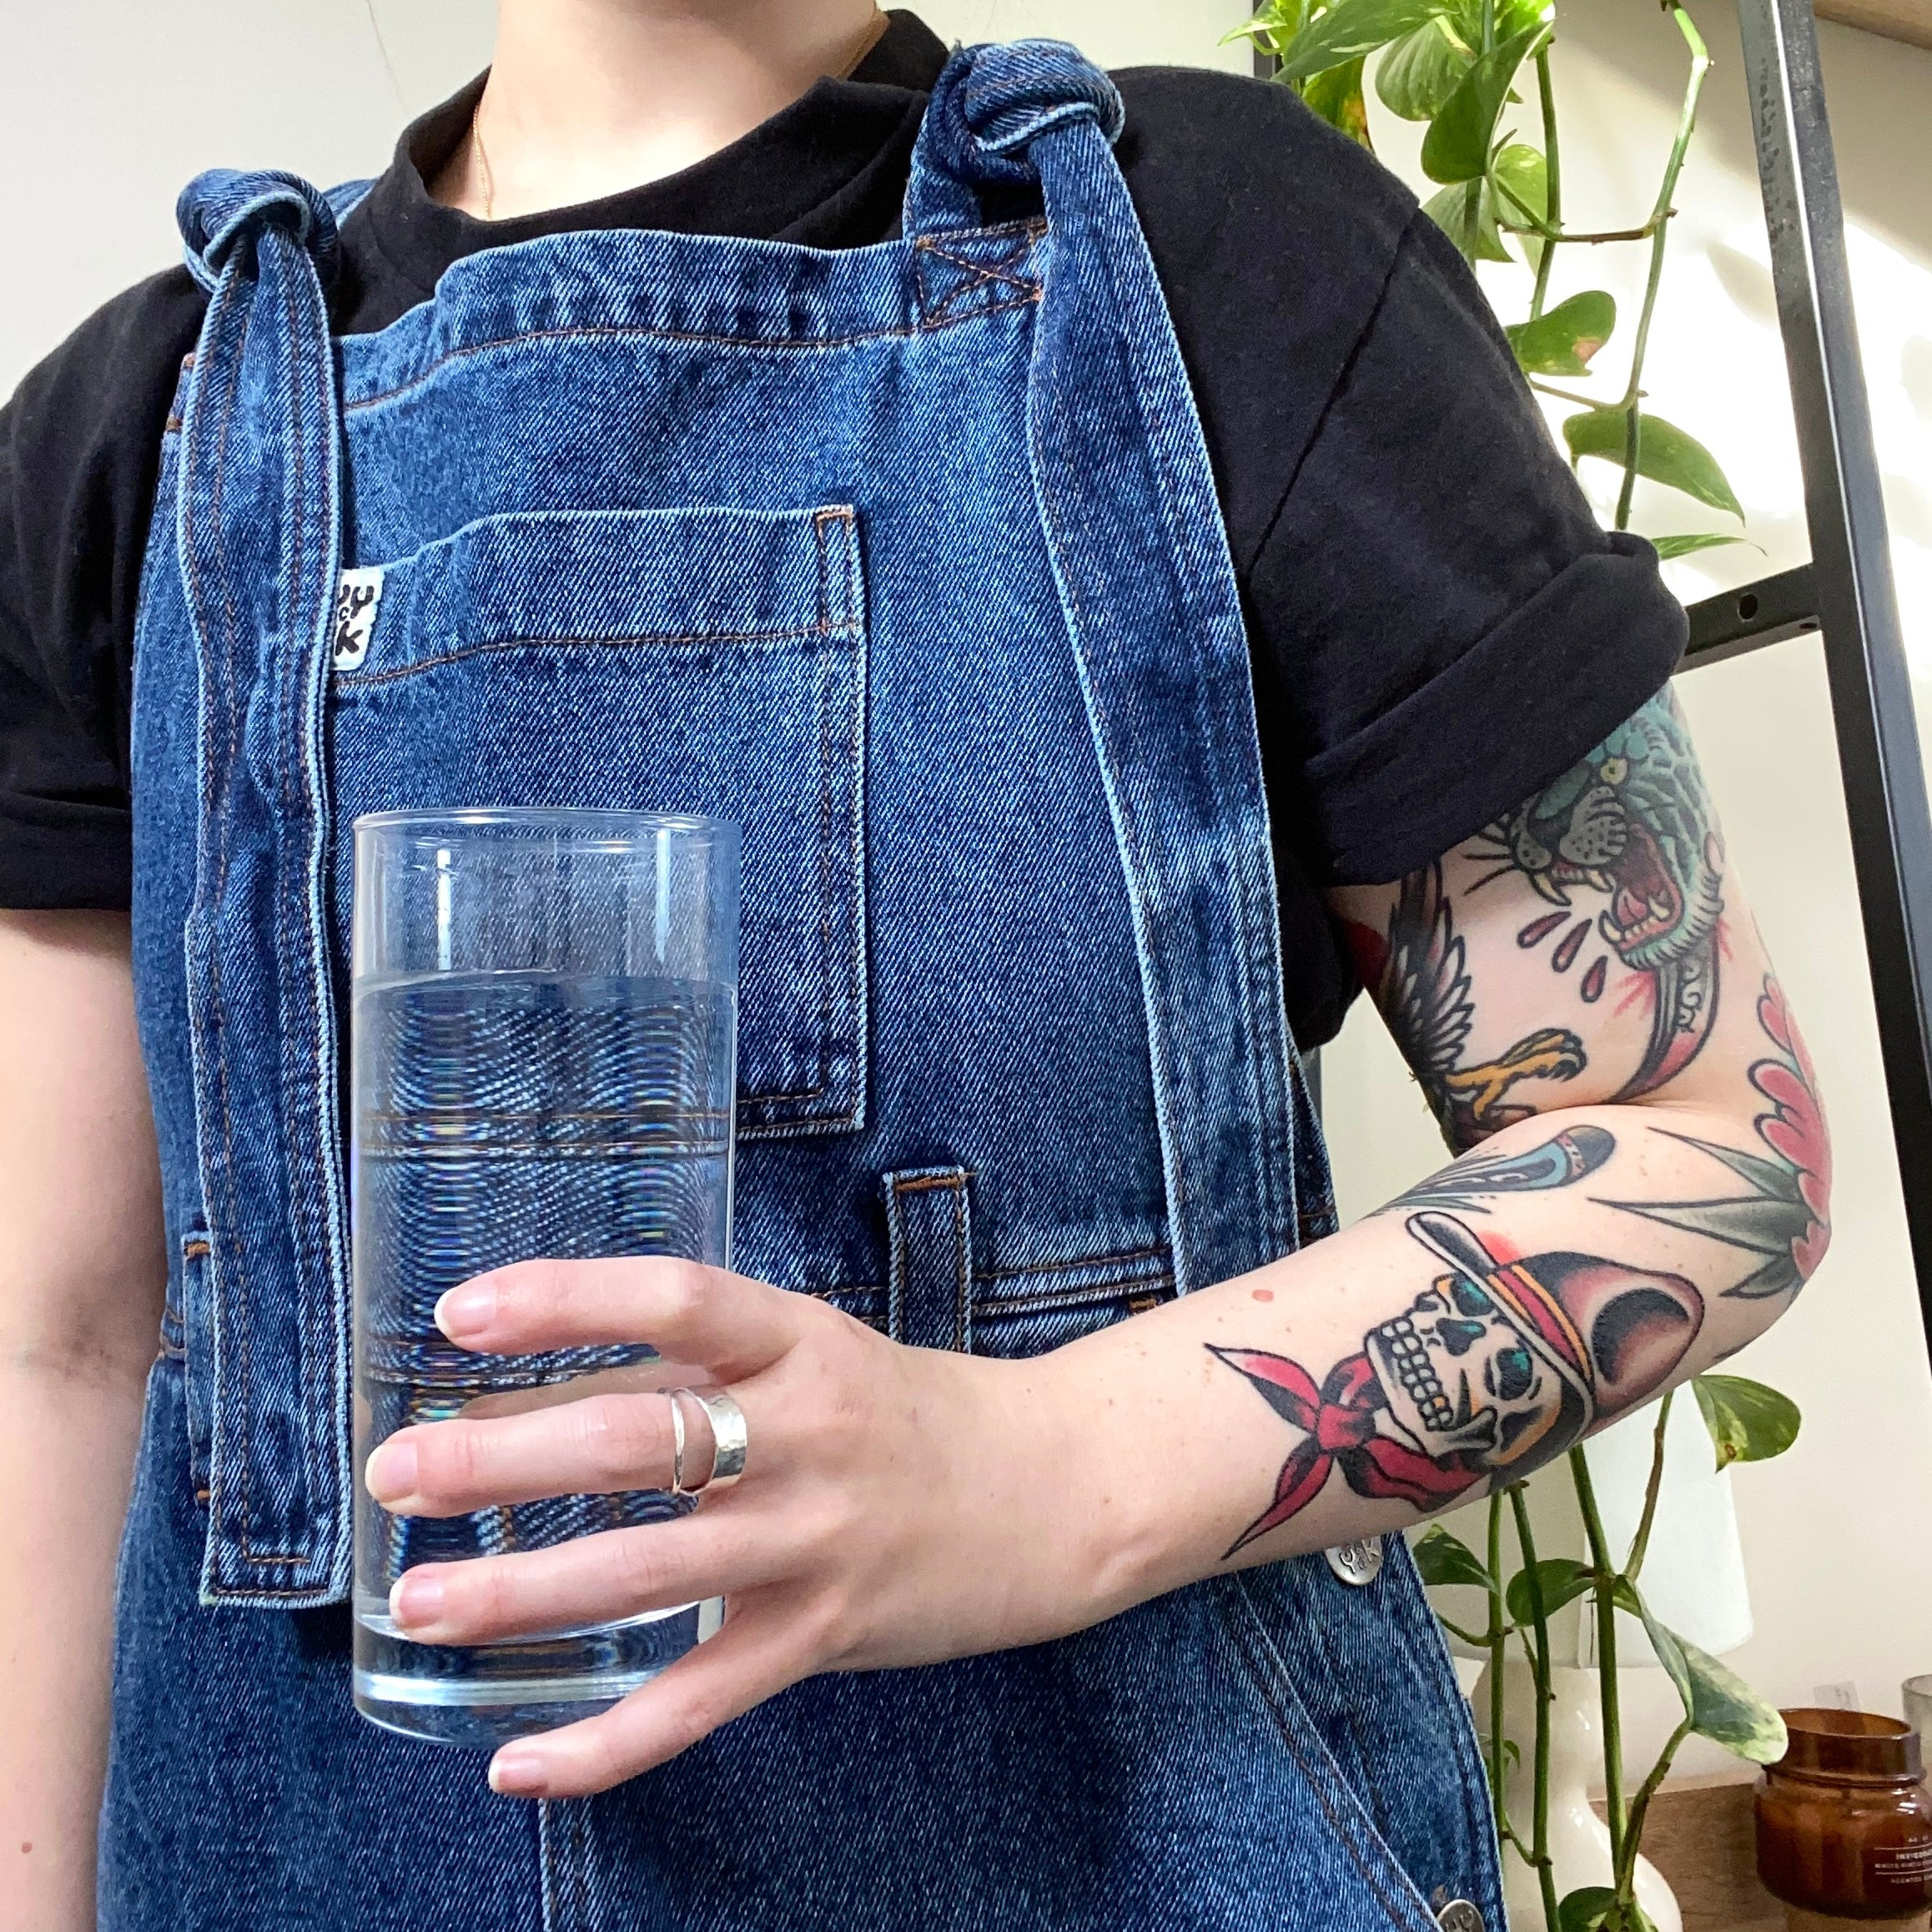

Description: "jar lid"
1775 1708 1923 1780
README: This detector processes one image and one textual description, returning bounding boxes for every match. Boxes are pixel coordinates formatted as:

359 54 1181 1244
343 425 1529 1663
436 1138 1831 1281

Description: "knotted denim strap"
174 169 353 1603
904 45 1315 1293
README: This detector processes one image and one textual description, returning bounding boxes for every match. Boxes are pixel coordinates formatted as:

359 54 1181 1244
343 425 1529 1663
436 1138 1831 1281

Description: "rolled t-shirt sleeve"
1245 206 1688 888
0 268 207 910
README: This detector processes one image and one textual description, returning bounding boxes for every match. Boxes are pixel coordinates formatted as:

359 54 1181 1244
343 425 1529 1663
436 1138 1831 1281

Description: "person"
0 3 1829 1928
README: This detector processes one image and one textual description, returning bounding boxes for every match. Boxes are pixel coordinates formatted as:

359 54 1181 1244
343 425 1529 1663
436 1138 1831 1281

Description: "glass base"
352 1598 719 1748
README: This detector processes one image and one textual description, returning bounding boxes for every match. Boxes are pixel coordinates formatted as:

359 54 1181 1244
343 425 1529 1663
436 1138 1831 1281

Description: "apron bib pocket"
329 503 868 1138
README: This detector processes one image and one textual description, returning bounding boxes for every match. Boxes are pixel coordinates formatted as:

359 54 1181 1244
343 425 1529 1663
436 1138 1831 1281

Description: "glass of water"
349 808 740 1748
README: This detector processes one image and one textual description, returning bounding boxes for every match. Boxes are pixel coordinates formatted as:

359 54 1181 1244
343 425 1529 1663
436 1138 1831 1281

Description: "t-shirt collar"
356 10 951 301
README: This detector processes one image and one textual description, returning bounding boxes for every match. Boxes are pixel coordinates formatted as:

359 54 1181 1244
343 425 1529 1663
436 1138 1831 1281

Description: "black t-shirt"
0 11 1685 1047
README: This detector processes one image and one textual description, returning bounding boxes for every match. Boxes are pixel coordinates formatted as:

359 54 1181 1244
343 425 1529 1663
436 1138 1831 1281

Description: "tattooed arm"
1143 683 1828 1558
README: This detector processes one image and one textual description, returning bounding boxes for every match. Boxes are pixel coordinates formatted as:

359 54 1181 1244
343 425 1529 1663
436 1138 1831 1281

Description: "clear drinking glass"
350 808 740 1748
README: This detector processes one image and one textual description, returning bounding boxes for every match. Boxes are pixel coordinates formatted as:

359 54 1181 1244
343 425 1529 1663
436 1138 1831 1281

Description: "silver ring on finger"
666 1386 749 1500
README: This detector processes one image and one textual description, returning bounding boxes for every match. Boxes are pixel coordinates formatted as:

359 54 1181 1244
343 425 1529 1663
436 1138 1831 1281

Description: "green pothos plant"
1236 0 1747 557
1411 1380 1798 1932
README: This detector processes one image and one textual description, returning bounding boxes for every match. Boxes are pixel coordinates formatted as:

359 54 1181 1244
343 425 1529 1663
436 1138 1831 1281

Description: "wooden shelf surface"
1813 0 1932 53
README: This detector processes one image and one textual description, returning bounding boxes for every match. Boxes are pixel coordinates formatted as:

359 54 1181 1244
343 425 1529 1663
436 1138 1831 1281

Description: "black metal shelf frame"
1692 0 1932 1369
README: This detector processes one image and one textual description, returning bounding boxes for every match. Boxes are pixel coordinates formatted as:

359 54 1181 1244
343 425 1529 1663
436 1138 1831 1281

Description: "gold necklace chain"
466 9 885 223
837 8 890 78
471 103 496 219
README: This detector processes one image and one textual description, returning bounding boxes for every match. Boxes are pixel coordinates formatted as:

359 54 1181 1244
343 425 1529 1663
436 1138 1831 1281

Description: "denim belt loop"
883 1167 975 1353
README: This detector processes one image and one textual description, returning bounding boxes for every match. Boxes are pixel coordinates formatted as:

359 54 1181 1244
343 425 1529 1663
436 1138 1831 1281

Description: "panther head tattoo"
1499 700 1723 973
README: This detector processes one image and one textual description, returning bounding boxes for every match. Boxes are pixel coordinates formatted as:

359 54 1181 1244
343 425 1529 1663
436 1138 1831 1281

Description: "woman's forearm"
0 1356 150 1932
1058 1086 1826 1612
0 913 169 1930
360 976 1827 1799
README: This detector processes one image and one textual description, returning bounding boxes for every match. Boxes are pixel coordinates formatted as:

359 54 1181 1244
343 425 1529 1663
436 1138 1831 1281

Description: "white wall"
0 4 491 391
920 0 1250 65
6 0 1929 1795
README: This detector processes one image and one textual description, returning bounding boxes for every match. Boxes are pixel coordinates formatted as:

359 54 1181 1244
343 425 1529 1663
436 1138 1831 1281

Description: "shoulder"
6 266 207 443
3 266 208 561
1 264 205 710
1104 67 1422 566
1109 63 1416 258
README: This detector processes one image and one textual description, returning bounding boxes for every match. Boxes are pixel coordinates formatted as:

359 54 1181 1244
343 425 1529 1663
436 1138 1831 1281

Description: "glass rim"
353 806 737 844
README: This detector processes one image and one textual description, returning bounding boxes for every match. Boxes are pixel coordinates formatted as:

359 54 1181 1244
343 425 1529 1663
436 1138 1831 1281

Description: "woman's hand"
364 1260 1128 1799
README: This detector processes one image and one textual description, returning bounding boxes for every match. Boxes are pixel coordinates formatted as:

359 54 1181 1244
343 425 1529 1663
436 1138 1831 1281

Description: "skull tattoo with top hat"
1211 1211 1703 1556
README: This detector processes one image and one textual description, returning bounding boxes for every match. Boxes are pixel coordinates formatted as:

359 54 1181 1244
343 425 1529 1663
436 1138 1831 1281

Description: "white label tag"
331 566 385 672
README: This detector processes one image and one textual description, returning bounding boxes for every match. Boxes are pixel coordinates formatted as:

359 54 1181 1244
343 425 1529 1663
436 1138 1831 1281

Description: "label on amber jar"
1872 1843 1932 1885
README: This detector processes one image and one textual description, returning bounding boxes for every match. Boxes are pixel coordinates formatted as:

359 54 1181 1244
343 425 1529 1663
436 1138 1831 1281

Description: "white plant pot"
1472 1659 1682 1932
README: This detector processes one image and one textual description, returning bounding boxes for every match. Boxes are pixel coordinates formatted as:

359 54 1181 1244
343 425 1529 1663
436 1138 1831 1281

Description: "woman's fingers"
389 1508 780 1644
486 1597 832 1798
437 1255 802 1377
367 1387 719 1517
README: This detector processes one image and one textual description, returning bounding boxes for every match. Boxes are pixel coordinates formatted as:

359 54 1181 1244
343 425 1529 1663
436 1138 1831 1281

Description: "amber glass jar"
1756 1708 1932 1923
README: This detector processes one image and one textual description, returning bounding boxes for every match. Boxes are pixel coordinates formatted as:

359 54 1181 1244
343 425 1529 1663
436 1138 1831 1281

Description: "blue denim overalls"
103 41 1504 1932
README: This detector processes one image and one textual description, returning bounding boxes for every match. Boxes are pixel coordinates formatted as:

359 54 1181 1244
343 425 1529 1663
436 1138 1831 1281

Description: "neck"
436 0 883 219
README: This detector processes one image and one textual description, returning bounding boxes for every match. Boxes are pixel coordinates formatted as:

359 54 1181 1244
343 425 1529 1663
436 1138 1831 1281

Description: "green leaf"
1649 532 1750 559
1376 18 1472 119
1279 0 1449 80
1505 1557 1593 1625
1423 179 1512 263
1507 289 1617 375
1452 0 1553 42
1414 1524 1496 1591
1507 1561 1644 1632
1643 1607 1790 1763
1557 1887 1616 1932
1231 0 1311 55
1490 142 1547 270
1300 54 1376 148
1694 1374 1803 1470
1562 408 1746 520
1421 21 1550 184
1492 140 1547 219
1446 0 1550 48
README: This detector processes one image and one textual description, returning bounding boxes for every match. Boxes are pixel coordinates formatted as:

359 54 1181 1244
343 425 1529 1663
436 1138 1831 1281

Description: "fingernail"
490 1748 548 1798
365 1439 418 1505
390 1569 445 1630
437 1278 498 1341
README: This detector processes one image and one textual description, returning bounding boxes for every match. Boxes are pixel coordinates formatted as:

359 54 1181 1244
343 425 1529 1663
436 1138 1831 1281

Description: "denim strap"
174 169 353 1603
905 45 1317 1292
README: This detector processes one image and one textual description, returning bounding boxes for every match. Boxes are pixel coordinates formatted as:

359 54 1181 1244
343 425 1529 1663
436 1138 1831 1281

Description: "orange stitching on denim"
917 235 1041 297
334 621 853 687
973 1277 1175 1320
913 232 1044 327
340 294 1045 413
1221 1579 1439 1931
741 506 867 1133
979 1244 1166 1280
183 289 279 1577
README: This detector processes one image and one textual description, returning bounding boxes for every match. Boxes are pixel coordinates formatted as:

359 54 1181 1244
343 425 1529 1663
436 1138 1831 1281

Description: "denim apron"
102 41 1503 1932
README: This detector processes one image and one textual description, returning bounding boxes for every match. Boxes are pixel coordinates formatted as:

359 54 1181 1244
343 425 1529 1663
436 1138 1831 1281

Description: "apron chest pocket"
329 503 868 1139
